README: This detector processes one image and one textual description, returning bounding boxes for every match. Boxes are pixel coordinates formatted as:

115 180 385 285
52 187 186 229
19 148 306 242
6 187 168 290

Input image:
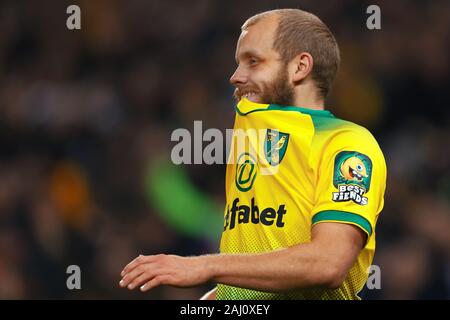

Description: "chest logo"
235 153 258 192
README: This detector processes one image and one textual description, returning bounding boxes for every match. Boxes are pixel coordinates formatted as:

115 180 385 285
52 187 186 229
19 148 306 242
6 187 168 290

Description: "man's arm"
119 222 365 292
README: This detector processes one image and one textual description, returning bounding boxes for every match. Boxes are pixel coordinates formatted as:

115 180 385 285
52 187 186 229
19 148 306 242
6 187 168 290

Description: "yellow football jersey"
217 98 387 300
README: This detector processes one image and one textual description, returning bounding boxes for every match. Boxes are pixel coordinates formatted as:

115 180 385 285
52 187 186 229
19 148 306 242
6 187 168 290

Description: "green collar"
235 98 335 118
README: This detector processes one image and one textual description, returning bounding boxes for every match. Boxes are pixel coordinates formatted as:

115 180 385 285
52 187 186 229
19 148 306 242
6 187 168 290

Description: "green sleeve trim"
312 210 373 237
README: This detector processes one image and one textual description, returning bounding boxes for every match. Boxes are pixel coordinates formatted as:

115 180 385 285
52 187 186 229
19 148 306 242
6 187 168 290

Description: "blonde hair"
243 9 340 99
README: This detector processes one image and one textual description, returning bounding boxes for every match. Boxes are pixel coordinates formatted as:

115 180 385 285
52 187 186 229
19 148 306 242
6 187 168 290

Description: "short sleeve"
311 129 387 241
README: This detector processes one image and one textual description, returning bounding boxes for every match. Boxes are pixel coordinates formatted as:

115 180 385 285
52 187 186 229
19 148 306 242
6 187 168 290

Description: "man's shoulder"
312 113 370 136
334 120 378 143
312 115 384 159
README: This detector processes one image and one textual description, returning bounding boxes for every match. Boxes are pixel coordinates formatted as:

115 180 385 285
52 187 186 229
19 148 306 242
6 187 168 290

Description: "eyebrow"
235 49 262 64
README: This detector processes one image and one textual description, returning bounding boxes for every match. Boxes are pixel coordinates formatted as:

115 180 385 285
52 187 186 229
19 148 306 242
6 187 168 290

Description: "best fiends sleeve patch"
332 151 372 205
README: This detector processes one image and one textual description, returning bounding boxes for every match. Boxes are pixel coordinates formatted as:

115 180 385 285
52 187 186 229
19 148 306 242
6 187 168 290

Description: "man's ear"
290 52 314 84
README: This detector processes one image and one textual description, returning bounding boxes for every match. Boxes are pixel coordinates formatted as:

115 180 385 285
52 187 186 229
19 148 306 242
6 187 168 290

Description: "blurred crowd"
0 0 449 299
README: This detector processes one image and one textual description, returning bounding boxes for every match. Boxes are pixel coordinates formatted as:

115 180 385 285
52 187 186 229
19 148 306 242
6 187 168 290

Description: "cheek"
249 68 274 89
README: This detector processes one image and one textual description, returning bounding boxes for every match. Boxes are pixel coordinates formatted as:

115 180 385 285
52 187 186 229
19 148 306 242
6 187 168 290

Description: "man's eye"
249 58 258 65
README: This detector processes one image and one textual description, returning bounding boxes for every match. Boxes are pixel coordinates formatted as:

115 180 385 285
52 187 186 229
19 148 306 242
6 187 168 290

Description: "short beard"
233 63 295 107
260 63 294 106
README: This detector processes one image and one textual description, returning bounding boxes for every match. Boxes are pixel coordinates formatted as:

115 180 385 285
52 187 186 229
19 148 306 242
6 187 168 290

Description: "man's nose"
229 66 247 86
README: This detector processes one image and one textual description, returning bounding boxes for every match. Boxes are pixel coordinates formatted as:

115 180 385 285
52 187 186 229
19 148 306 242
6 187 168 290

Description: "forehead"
236 15 279 59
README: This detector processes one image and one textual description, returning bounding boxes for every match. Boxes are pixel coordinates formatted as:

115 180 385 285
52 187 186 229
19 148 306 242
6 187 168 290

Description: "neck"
292 84 324 110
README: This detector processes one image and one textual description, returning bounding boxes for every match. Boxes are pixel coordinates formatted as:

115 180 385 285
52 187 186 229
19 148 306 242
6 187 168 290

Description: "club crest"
264 129 289 166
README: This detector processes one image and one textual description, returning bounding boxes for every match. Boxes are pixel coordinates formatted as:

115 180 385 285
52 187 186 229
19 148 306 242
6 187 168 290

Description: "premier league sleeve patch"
332 151 373 205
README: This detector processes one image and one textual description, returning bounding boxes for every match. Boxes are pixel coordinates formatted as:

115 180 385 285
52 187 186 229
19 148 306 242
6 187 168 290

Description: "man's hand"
119 254 212 292
119 223 365 294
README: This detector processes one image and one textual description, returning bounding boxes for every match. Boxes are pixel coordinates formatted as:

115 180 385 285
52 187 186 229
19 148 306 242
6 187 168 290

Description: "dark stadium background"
0 0 448 299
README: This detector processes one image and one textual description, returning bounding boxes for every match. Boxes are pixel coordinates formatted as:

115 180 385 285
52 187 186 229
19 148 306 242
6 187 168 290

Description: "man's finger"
121 255 143 277
140 275 171 292
119 264 146 287
122 255 152 276
127 271 156 290
121 254 159 276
